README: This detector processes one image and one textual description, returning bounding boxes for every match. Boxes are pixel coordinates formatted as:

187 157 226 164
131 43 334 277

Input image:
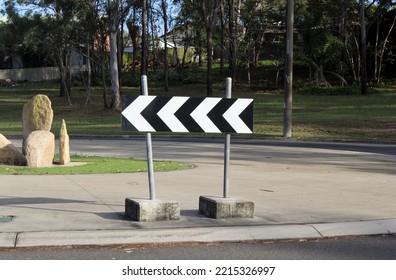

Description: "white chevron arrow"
121 96 156 132
223 98 253 133
191 98 222 133
157 96 189 132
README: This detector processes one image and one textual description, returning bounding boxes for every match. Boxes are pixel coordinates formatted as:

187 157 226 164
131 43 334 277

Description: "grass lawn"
1 74 396 142
0 155 191 175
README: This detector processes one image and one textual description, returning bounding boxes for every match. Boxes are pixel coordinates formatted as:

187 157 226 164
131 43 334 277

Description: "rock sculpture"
0 94 72 169
59 119 70 165
0 134 27 166
22 94 53 154
25 131 55 167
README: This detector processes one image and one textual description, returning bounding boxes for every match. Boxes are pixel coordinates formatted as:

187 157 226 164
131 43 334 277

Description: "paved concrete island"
1 137 396 248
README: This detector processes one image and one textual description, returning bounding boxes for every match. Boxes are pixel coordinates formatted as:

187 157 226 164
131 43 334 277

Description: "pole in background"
283 0 294 138
223 77 232 198
141 75 155 200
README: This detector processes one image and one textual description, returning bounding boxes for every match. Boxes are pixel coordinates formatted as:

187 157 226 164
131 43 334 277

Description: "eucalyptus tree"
106 0 133 110
107 0 122 110
13 0 89 105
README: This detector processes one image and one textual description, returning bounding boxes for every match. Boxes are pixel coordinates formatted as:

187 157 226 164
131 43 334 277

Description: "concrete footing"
198 196 255 219
125 198 180 222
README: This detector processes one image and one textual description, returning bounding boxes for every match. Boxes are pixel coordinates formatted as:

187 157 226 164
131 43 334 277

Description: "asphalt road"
0 235 395 260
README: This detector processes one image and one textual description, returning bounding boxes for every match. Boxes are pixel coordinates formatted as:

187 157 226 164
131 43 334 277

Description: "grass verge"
0 156 191 175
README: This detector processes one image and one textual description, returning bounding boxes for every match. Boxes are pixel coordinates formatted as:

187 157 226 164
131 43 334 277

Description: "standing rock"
59 119 70 165
22 94 53 154
25 131 55 167
0 134 27 166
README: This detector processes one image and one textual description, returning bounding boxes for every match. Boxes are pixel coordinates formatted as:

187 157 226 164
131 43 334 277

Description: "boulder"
0 134 26 166
25 131 55 167
59 119 70 165
22 94 53 154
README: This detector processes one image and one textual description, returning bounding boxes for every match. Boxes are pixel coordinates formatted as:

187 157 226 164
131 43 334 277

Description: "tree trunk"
359 0 368 95
58 49 72 106
118 19 124 90
374 8 381 82
201 1 221 97
101 61 109 109
85 43 92 105
126 6 139 75
227 0 237 80
110 29 121 110
141 0 148 77
206 29 213 96
161 0 169 91
181 45 188 68
107 0 121 110
198 48 203 66
172 32 181 68
65 50 71 97
283 0 294 138
220 1 225 74
148 3 158 73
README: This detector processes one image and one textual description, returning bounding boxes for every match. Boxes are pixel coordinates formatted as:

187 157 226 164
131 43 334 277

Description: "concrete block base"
199 196 255 219
125 198 180 222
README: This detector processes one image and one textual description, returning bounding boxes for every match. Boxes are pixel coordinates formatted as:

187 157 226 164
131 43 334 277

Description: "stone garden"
0 94 70 167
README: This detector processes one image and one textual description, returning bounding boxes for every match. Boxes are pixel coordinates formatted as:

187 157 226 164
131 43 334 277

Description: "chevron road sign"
121 95 254 134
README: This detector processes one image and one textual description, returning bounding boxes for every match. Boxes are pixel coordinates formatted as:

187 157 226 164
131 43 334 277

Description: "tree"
107 0 122 110
94 15 111 109
241 1 266 68
11 0 95 105
299 0 351 86
173 0 205 68
239 0 278 77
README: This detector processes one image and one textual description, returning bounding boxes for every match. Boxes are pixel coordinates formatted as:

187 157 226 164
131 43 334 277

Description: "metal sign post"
141 75 155 200
223 77 232 198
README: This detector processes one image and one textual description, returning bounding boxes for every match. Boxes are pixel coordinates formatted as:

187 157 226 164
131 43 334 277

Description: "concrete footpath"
1 137 396 248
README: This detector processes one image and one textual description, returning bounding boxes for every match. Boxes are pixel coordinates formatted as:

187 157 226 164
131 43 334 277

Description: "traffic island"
198 196 255 219
125 198 180 222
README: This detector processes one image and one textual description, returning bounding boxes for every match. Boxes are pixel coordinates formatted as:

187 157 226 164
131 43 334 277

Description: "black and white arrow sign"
121 96 254 134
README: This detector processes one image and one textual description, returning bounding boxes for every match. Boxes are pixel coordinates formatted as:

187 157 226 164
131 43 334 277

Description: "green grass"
0 155 191 175
252 91 396 141
1 67 396 142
